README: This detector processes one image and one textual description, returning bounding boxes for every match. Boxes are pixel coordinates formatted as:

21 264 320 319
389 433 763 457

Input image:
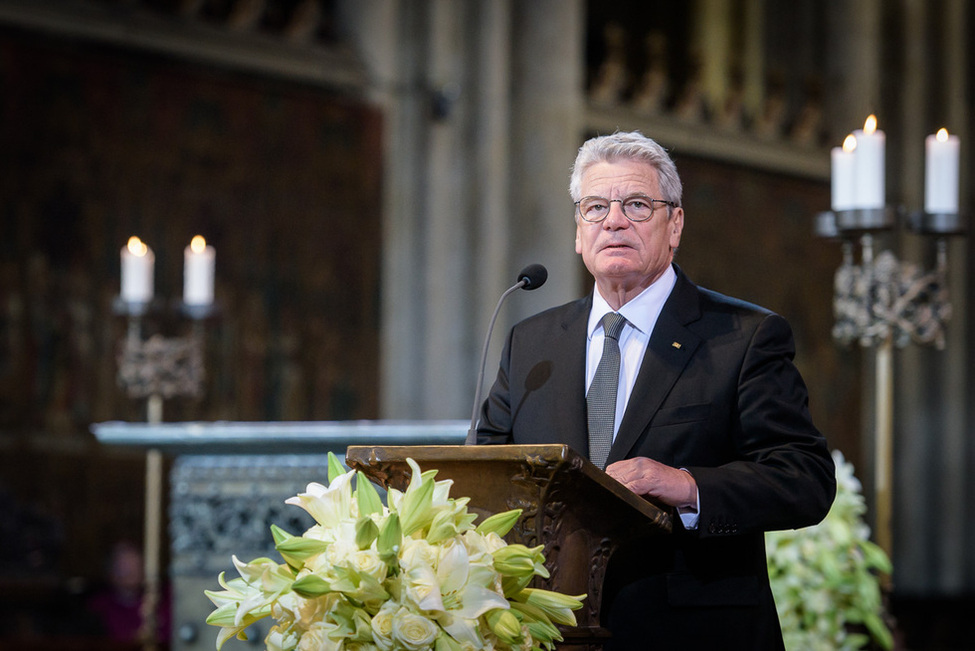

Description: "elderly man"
477 131 835 649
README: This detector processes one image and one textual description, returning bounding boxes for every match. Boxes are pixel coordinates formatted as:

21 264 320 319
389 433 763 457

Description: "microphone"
466 264 548 445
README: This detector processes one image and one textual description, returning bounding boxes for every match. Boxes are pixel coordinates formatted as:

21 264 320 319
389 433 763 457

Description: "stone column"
944 0 975 593
892 0 931 592
508 0 585 323
824 0 882 142
931 0 969 593
470 0 514 412
692 0 733 115
741 0 766 119
421 0 474 417
339 0 431 418
344 0 585 419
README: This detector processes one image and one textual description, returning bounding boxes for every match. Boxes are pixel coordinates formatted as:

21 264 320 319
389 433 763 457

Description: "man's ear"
669 207 684 250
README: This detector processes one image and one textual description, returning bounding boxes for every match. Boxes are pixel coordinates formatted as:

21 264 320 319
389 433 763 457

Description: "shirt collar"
588 264 677 338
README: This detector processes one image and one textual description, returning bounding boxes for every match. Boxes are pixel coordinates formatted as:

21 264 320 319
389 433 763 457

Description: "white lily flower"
286 471 355 528
207 457 587 651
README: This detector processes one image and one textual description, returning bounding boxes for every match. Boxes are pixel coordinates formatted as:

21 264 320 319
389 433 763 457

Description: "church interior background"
0 0 972 649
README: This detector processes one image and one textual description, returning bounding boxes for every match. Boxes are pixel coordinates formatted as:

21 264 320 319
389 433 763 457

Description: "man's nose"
603 200 630 228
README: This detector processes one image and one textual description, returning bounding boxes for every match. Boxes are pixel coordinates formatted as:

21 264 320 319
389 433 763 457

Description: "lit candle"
120 236 154 303
924 127 960 214
831 134 857 211
852 114 886 209
183 235 215 306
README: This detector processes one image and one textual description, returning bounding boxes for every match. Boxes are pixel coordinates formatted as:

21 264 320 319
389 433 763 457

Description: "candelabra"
112 233 217 650
115 299 212 423
114 294 216 651
815 205 964 560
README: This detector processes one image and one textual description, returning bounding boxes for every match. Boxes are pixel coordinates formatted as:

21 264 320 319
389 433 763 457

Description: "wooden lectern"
345 444 672 650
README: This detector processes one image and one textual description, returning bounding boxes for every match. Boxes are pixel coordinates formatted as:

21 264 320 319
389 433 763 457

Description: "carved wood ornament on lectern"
345 444 672 649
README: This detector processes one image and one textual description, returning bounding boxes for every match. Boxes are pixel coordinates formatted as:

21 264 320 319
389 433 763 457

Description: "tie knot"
601 312 627 341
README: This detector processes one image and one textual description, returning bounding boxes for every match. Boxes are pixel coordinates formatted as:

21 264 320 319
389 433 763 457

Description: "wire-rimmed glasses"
575 194 678 223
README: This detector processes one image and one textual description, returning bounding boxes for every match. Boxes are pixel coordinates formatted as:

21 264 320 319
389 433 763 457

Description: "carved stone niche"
170 454 323 650
345 444 673 650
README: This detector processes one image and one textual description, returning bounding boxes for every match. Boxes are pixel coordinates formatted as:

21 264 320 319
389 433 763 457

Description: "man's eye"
626 199 649 210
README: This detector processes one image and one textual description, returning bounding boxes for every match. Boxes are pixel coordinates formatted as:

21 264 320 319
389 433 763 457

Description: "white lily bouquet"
205 453 585 651
766 450 893 651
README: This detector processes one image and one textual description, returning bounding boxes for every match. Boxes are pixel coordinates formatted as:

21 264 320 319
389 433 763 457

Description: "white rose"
400 538 438 570
272 592 300 627
294 594 330 630
265 625 300 651
297 621 342 651
370 601 397 651
391 608 438 651
352 549 388 582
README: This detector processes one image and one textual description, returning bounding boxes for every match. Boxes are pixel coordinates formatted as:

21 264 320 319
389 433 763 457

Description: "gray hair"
569 131 683 206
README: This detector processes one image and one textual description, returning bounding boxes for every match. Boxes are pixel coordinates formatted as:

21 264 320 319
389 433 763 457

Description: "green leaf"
355 516 380 550
861 540 893 574
377 512 402 562
864 612 894 650
399 475 435 536
435 631 464 651
355 471 384 517
327 451 346 483
270 524 295 547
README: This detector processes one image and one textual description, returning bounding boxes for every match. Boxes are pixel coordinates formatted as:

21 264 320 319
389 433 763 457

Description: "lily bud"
486 608 522 645
475 509 523 537
517 588 585 626
291 574 332 598
355 516 380 550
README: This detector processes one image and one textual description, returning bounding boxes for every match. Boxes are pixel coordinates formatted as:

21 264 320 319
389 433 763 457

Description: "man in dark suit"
477 131 835 649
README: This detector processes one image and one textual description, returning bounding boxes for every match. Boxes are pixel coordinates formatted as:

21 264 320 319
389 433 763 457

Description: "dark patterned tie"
587 312 627 470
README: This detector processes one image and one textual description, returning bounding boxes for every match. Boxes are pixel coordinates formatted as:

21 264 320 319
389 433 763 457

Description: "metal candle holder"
113 296 216 651
814 205 964 559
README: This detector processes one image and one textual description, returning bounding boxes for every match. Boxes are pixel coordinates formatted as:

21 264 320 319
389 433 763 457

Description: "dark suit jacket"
477 265 836 650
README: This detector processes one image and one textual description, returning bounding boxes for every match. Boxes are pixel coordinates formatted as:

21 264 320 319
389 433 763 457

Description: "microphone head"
518 264 548 290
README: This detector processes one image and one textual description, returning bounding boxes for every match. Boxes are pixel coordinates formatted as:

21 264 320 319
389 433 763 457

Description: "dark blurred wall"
0 25 382 633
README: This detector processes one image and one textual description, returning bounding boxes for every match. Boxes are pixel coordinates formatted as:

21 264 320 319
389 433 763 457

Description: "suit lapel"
607 268 702 464
553 296 591 456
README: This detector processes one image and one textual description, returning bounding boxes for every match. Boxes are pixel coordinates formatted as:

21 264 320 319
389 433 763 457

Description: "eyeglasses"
575 195 678 223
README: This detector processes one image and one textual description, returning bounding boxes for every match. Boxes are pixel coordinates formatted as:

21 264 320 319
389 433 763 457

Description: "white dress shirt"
585 265 700 529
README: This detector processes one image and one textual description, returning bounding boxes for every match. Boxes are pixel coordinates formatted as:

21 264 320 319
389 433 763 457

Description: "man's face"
574 159 683 298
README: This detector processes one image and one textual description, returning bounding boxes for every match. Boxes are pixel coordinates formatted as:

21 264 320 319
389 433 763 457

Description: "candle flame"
842 134 857 152
127 236 148 257
863 115 877 134
936 128 950 142
190 235 207 254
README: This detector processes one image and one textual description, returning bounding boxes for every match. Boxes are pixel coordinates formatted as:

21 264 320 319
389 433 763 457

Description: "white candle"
852 115 886 209
831 134 857 211
120 236 154 303
924 128 960 214
183 235 215 306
